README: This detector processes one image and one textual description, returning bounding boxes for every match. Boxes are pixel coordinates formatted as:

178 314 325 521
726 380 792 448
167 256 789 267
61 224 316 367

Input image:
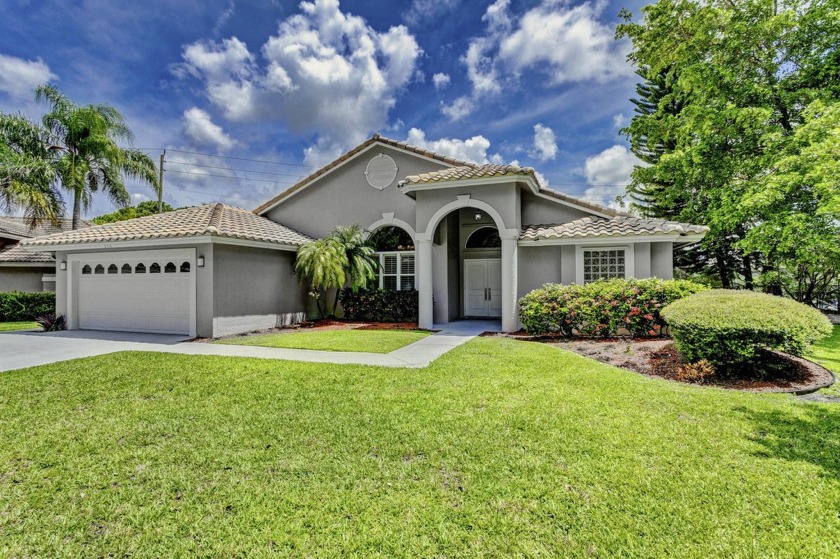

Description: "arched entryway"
415 195 520 332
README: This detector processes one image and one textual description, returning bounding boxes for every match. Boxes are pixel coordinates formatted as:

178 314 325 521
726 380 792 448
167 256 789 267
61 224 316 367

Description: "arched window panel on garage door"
180 262 191 273
94 264 105 274
135 263 146 273
121 264 132 274
165 262 176 273
150 263 161 274
108 264 118 274
82 265 92 275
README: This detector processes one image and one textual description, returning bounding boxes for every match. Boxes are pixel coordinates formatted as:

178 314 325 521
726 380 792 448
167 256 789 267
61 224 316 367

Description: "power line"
166 160 305 179
165 169 298 185
165 148 316 169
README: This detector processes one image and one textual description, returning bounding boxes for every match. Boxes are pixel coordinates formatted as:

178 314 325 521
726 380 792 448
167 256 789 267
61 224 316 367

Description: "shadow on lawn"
737 404 840 479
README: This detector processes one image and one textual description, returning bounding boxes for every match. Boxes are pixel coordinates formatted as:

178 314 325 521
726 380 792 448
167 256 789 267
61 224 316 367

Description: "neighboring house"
0 217 82 292
21 134 708 337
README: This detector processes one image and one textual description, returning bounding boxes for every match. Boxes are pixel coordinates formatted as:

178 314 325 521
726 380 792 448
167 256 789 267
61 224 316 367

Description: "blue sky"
0 0 647 218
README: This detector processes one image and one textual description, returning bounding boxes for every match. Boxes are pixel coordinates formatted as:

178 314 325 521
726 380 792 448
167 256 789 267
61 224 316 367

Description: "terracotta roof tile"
0 216 83 239
0 243 54 263
253 134 476 214
520 216 709 241
400 164 535 185
20 204 313 248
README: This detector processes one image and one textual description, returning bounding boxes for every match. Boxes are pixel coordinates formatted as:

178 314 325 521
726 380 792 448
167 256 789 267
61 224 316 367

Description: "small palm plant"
294 224 379 318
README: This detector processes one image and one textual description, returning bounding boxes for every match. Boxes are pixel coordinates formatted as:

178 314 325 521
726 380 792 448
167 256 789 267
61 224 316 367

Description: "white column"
417 238 434 330
501 236 519 332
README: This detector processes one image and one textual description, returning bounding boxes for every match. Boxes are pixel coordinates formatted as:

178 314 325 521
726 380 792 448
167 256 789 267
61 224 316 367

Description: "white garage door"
73 249 195 335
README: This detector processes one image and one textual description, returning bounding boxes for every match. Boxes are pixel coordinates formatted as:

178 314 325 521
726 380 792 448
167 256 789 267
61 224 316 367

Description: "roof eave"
19 234 306 253
518 232 708 246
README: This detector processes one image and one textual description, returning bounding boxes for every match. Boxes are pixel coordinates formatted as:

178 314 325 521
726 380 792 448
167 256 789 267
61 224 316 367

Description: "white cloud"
0 54 56 99
432 72 450 90
182 107 237 152
440 96 475 121
213 0 236 35
403 0 458 26
441 0 630 119
175 0 422 163
583 144 641 207
530 123 558 161
612 113 629 129
405 128 501 164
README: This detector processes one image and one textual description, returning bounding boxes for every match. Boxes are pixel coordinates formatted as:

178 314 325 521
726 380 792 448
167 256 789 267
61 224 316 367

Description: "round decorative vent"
365 153 398 190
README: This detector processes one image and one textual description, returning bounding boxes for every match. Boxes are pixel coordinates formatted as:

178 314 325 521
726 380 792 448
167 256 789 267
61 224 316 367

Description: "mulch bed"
533 336 834 394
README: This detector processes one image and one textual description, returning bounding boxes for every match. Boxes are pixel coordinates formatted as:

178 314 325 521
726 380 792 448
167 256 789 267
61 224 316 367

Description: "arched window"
180 262 191 273
164 262 176 273
149 262 161 274
135 263 146 273
465 227 501 249
82 265 92 275
368 225 414 251
94 264 105 274
368 225 415 291
121 264 132 274
107 264 118 274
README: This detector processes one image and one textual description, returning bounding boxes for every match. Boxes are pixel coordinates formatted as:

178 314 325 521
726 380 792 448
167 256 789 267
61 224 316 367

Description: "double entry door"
464 259 502 318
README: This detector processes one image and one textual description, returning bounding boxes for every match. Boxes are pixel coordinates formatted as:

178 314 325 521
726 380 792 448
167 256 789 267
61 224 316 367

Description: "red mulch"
539 336 834 393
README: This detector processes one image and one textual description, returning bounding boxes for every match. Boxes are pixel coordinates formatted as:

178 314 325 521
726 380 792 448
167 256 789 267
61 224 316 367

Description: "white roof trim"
518 233 707 246
18 235 300 253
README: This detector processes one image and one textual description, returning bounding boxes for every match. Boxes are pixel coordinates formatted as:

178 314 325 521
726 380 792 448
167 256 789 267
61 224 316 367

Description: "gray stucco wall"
263 145 450 239
414 182 518 236
0 266 53 292
212 244 306 337
517 245 563 298
651 241 674 279
520 191 592 226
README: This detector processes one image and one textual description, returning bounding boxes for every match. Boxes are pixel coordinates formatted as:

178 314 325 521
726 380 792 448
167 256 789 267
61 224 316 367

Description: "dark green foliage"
518 278 707 337
92 200 174 224
661 290 833 366
368 225 414 251
339 288 418 322
36 312 65 332
0 291 55 322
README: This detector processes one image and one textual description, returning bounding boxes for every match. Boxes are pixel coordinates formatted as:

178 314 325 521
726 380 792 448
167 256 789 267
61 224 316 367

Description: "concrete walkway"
0 320 500 372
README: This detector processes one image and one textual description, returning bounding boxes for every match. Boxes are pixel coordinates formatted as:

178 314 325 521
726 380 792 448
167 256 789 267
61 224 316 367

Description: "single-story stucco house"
20 134 708 337
0 217 84 292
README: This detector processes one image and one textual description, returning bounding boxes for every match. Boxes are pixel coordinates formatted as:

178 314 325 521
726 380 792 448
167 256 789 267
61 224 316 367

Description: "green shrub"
518 278 707 337
339 288 418 322
0 291 56 322
661 290 833 366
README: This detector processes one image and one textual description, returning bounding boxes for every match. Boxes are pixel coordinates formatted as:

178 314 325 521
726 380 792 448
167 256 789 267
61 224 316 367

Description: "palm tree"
330 224 378 291
35 85 159 229
294 225 379 317
0 113 63 225
294 237 348 318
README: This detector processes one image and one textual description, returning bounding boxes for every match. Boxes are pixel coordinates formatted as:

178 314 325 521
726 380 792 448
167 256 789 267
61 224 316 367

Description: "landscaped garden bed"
546 337 834 393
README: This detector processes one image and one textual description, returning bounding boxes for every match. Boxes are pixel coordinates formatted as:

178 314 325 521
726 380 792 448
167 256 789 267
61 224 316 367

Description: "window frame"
575 244 635 284
376 251 416 291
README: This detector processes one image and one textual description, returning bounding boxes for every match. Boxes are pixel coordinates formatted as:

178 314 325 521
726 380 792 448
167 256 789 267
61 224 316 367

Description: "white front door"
464 258 502 317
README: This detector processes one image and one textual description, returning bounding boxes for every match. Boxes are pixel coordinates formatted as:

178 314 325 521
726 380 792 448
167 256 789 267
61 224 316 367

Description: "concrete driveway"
0 320 500 372
0 330 188 372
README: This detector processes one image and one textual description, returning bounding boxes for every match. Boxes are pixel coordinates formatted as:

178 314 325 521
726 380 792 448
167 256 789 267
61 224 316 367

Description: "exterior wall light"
197 256 205 268
475 211 483 221
59 261 67 271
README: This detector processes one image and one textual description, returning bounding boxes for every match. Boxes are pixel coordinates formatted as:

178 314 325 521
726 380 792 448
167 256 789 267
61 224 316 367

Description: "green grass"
1 339 839 557
0 321 39 332
808 324 840 397
214 328 430 353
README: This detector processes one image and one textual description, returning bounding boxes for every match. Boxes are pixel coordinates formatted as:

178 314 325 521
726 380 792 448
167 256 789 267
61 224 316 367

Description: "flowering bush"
518 278 707 337
339 288 418 322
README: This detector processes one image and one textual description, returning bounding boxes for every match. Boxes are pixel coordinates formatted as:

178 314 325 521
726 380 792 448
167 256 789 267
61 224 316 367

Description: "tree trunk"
72 188 82 230
742 252 754 291
715 247 731 288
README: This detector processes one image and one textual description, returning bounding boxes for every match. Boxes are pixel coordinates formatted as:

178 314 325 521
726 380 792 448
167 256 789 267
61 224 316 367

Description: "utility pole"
158 149 165 213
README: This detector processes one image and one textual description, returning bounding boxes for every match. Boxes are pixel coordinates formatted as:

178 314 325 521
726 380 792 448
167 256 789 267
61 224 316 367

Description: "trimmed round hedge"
661 289 833 366
518 278 707 337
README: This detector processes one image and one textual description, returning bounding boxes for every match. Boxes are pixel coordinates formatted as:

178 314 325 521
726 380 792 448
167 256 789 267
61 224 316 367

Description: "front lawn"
1 338 839 556
0 321 39 332
808 324 840 396
214 327 430 353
